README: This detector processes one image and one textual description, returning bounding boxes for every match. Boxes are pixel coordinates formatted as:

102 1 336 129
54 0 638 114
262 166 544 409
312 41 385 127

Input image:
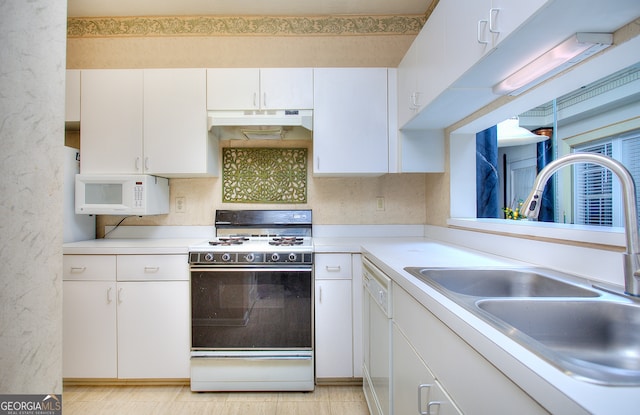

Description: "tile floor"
63 384 370 415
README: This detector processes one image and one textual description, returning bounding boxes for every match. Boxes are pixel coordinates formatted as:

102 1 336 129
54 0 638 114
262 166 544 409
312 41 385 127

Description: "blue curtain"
476 126 500 218
536 136 555 222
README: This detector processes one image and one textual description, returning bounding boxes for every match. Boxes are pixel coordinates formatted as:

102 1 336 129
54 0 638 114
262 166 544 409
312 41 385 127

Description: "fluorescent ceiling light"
493 32 613 96
497 117 549 147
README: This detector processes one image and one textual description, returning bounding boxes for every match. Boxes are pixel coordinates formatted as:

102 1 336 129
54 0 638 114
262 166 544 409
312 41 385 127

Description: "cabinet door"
442 0 493 89
313 68 389 176
260 68 313 110
397 5 446 128
143 69 215 176
393 324 462 415
315 279 353 378
490 0 549 47
117 281 190 378
63 281 117 378
206 68 260 110
80 69 143 174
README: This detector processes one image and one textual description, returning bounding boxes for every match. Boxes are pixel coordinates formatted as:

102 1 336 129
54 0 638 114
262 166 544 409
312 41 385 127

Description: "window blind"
574 142 613 226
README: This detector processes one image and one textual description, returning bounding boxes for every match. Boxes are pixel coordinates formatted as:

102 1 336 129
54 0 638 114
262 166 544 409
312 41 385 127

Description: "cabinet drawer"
117 255 188 281
315 254 352 279
63 255 116 281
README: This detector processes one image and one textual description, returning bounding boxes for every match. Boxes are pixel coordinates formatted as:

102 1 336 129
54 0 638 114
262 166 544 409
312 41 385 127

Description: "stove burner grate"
269 237 304 246
208 237 249 246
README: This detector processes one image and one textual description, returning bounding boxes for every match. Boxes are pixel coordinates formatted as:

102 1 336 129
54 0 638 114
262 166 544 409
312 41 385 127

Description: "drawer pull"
144 266 160 273
106 287 113 304
70 266 86 273
325 265 341 272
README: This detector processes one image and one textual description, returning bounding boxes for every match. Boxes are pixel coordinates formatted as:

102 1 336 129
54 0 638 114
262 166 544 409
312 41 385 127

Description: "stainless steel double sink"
403 267 640 386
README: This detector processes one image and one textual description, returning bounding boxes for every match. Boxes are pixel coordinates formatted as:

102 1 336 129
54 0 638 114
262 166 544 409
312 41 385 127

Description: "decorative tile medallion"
67 15 426 38
222 148 307 204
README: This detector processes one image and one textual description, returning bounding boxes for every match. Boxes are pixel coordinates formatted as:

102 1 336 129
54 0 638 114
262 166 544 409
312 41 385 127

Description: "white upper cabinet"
313 68 389 176
397 0 550 130
81 69 217 177
143 69 216 177
206 68 313 110
80 69 144 175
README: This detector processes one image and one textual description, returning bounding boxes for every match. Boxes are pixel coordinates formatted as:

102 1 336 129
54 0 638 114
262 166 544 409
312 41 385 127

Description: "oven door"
190 266 313 350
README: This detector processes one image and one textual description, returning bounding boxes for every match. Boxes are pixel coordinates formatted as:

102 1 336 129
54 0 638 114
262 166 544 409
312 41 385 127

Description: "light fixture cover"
493 33 613 96
497 117 549 147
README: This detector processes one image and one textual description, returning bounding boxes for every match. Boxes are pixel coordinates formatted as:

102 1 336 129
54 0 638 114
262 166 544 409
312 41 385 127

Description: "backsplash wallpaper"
95 140 430 235
222 147 308 204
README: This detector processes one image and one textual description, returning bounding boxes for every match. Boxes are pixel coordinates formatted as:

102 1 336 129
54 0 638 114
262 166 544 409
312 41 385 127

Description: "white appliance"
64 147 95 242
75 174 169 216
188 210 314 392
362 257 392 415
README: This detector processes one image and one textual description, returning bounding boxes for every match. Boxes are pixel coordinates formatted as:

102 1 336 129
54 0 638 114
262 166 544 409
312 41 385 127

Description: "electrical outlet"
376 196 385 211
175 197 186 213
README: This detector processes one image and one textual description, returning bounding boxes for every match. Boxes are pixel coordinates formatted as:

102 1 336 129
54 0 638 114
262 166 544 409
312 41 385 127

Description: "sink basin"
476 299 640 385
404 267 599 298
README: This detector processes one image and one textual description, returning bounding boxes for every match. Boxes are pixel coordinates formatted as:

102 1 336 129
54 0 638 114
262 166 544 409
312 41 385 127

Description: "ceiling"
67 0 433 18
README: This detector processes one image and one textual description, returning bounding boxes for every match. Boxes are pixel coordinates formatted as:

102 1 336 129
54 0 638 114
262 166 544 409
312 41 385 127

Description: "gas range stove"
189 210 313 266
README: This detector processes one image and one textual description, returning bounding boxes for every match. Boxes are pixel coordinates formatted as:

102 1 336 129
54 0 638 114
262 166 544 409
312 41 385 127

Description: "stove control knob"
288 253 297 262
204 253 215 262
271 253 280 262
245 253 255 262
221 253 232 262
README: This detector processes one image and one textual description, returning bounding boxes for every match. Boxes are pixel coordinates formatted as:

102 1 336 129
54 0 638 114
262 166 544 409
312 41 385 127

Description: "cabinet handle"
410 92 421 111
316 157 320 170
144 266 160 273
106 287 113 304
135 156 141 171
427 401 442 415
477 19 489 44
144 157 150 171
418 384 432 415
70 266 86 273
117 287 123 304
263 92 267 108
325 265 341 272
253 92 257 108
489 8 501 33
318 286 323 303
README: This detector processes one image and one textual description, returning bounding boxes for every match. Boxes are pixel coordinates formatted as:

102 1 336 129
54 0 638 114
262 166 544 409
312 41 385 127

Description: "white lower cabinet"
314 253 362 379
393 324 461 415
315 278 353 378
63 280 118 378
116 281 189 378
62 254 190 379
393 284 548 414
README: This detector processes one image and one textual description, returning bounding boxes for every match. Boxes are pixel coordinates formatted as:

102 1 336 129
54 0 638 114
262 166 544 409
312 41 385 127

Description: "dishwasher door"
362 257 392 415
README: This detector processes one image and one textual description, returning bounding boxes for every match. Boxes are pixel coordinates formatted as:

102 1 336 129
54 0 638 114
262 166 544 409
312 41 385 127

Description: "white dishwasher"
362 257 392 415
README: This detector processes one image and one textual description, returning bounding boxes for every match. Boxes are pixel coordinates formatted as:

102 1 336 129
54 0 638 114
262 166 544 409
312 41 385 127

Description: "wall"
95 140 429 235
65 15 433 232
0 0 66 394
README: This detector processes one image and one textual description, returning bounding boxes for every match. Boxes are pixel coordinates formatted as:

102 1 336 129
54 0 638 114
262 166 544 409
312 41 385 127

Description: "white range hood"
208 109 313 140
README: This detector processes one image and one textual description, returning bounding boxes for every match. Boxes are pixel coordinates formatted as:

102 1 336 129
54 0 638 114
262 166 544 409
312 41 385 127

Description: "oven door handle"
190 267 312 272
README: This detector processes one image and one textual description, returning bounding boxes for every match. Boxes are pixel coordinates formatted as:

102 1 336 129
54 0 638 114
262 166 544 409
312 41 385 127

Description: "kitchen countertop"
360 238 640 415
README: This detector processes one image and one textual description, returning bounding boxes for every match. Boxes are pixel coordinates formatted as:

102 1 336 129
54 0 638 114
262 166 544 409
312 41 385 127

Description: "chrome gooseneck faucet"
522 152 640 297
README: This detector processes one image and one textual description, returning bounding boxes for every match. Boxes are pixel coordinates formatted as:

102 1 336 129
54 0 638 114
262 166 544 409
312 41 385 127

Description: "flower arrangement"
503 200 526 220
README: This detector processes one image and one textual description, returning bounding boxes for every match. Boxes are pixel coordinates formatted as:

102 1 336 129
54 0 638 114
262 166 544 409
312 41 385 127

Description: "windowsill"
447 218 626 250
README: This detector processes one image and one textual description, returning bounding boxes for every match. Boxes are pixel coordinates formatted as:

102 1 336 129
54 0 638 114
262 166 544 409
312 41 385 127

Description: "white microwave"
75 174 170 215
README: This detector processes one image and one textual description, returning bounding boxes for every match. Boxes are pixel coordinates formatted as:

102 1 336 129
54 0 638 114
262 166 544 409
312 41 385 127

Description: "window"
573 130 640 227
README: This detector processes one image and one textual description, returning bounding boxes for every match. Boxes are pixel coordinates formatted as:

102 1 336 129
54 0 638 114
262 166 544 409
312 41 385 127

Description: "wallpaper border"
67 14 426 38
